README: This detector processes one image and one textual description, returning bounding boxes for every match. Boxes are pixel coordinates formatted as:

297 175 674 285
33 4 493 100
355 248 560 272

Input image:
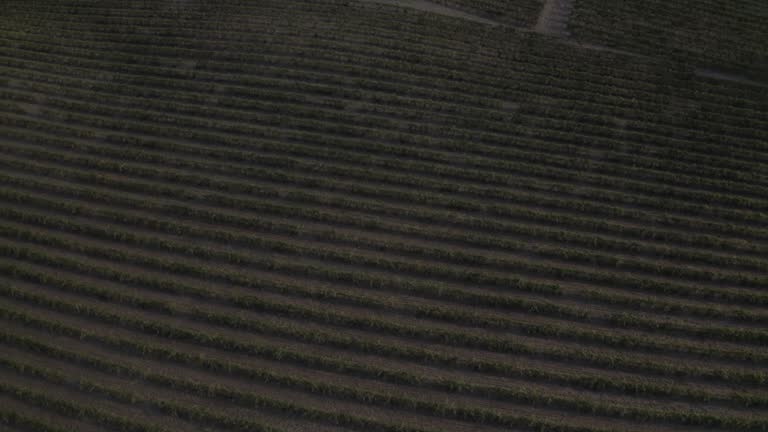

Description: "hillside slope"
1 1 767 432
569 0 768 79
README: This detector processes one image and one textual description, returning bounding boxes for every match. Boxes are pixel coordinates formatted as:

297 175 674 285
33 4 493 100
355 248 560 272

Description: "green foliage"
0 2 766 432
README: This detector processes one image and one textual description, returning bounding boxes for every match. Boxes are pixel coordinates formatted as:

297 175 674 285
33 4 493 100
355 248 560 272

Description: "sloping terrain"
1 1 768 432
569 0 768 79
425 0 542 26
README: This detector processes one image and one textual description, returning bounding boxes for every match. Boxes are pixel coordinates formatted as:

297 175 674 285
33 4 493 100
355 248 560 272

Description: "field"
569 0 768 80
1 0 767 431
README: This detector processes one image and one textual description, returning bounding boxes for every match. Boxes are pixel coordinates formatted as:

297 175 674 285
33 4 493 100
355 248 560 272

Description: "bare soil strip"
564 40 647 58
534 1 650 59
5 140 766 260
535 0 573 37
0 395 113 432
1 345 363 432
359 0 501 26
695 68 768 88
3 263 766 399
2 298 758 432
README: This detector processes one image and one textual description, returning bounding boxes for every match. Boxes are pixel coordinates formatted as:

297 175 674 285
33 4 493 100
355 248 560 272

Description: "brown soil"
0 394 114 432
4 308 757 432
4 212 767 365
6 183 761 324
3 275 765 403
0 369 205 432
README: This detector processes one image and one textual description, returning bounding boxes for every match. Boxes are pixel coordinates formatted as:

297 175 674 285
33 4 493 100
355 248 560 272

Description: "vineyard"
1 0 767 431
569 0 768 79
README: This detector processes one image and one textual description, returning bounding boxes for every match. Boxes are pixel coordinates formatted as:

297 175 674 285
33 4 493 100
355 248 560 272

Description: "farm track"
360 0 502 26
696 69 768 88
535 0 573 37
2 0 767 431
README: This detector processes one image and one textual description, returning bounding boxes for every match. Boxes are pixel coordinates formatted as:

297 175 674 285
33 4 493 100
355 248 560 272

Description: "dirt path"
361 0 649 59
360 0 501 26
533 0 654 60
695 68 768 88
534 0 573 37
564 40 647 58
